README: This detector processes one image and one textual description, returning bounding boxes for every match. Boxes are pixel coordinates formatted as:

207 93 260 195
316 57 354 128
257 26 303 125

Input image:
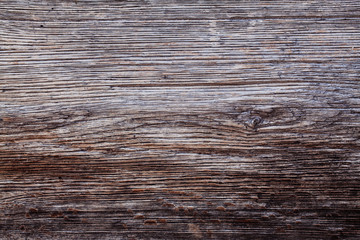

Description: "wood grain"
1 0 359 239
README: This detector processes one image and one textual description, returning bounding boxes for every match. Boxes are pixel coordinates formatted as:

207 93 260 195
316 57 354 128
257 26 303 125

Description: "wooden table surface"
1 0 359 239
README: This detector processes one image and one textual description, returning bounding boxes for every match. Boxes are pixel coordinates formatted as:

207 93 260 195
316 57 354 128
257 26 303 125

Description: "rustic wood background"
1 0 359 239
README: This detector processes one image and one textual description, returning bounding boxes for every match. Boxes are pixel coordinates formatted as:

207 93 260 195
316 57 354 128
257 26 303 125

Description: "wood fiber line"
0 0 360 239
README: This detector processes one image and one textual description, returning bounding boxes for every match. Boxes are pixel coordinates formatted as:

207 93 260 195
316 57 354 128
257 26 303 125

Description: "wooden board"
1 0 359 239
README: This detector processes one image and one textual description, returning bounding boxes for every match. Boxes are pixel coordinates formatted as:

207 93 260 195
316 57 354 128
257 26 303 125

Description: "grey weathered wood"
0 0 360 239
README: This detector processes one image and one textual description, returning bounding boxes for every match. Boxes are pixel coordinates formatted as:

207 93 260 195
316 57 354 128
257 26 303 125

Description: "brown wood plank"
1 0 359 239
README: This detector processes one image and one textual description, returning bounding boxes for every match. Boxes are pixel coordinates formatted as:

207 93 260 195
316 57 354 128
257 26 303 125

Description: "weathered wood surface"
1 0 360 239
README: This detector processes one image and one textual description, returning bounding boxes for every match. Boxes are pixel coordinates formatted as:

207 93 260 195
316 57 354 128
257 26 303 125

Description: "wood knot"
235 106 304 130
249 116 262 128
237 112 263 129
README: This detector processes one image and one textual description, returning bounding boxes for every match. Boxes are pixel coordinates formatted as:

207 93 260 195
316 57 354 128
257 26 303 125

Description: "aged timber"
0 0 359 239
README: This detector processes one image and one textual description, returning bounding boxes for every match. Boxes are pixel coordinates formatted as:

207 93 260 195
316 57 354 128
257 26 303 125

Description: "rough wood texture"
1 0 360 239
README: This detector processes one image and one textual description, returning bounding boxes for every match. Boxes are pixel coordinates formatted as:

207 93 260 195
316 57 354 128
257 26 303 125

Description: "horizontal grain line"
2 15 360 22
